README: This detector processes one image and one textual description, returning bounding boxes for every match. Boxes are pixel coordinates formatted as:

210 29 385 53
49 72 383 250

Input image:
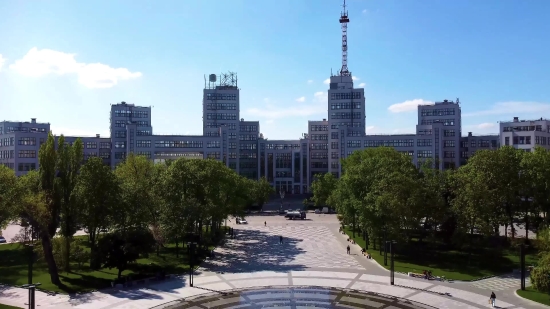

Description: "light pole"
389 241 396 286
21 283 41 309
520 243 527 291
188 241 197 287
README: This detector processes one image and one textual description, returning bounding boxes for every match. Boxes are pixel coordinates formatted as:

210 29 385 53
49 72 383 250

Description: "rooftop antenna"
339 0 351 77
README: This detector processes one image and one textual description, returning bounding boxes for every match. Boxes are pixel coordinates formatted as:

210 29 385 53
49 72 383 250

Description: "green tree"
311 172 337 208
253 177 274 211
57 136 84 271
73 157 120 269
521 146 550 234
0 165 19 229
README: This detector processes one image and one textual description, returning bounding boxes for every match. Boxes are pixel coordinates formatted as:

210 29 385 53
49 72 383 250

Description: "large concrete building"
0 2 509 192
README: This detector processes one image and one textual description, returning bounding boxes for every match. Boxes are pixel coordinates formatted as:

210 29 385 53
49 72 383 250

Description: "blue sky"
1 0 549 139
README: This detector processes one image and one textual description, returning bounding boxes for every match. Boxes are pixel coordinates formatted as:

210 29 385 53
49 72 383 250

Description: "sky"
1 0 549 139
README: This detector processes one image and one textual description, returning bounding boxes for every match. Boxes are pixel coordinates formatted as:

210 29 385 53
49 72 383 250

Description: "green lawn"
0 230 225 294
0 304 23 309
517 287 550 306
344 227 538 281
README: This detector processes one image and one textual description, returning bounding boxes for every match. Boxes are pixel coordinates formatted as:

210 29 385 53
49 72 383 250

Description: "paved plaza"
0 214 545 309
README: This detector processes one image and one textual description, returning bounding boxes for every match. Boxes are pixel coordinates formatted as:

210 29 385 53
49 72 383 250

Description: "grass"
344 227 538 281
0 229 226 294
0 304 23 309
517 287 550 306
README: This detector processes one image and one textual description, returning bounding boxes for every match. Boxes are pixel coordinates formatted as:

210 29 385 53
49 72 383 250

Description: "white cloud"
244 92 327 119
295 96 306 103
463 101 550 117
323 78 330 85
352 76 359 81
307 80 313 84
10 47 142 88
0 54 6 71
388 99 433 113
358 82 366 88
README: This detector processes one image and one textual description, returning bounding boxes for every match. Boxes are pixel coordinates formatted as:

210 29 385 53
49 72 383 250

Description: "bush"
531 266 550 293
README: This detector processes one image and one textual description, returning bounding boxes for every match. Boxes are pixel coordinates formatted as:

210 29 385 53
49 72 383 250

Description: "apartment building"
499 117 550 151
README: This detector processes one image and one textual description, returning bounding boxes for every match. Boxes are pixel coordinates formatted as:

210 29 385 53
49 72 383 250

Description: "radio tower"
339 0 351 76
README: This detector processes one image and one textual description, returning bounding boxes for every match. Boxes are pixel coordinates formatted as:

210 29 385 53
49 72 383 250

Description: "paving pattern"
200 225 363 273
169 286 438 309
470 272 530 291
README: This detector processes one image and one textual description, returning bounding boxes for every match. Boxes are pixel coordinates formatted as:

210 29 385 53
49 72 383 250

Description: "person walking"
279 236 283 244
346 245 350 254
264 221 266 227
489 291 496 307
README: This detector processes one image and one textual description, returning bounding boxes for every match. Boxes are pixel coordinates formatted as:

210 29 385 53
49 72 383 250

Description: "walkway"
0 215 544 309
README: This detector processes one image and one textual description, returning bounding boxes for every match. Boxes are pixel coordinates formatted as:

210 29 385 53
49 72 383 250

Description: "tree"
253 177 274 211
311 172 337 208
98 228 155 279
57 136 84 271
0 165 19 229
36 132 62 285
73 157 120 269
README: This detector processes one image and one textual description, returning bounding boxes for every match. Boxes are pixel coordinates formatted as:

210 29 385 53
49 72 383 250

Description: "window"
310 125 328 131
100 142 111 149
136 140 151 148
115 152 126 159
136 130 151 136
18 150 36 158
311 162 328 168
526 136 532 145
444 151 455 158
347 141 361 148
85 152 98 160
229 152 237 159
311 143 328 150
205 93 237 101
229 142 237 149
443 130 455 137
364 139 414 147
310 152 328 159
330 112 362 119
206 103 237 110
331 152 339 159
115 141 126 148
100 152 110 159
239 134 257 141
136 121 149 127
275 153 292 168
329 92 362 100
206 113 237 120
155 140 203 148
229 133 237 139
207 141 221 148
136 151 151 158
115 131 126 138
417 150 432 158
239 125 258 132
18 163 36 171
115 120 126 127
417 139 432 147
444 140 455 148
420 108 456 116
18 137 36 146
331 142 339 149
331 132 339 139
310 134 328 141
330 102 362 110
331 162 339 169
86 142 97 149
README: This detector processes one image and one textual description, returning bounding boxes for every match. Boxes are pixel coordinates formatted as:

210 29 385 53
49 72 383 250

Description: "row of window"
113 110 149 118
5 127 47 133
420 119 455 126
331 122 363 129
420 108 456 116
205 103 237 110
113 120 149 128
417 139 432 147
18 137 36 146
311 143 328 150
365 139 415 147
206 113 237 120
502 125 546 132
19 150 36 158
462 139 498 148
240 134 257 141
418 129 432 135
330 112 362 120
205 93 238 101
264 144 300 150
330 92 362 100
18 163 36 172
310 134 328 141
207 141 221 148
0 150 14 159
136 130 151 136
240 125 258 132
310 125 328 131
330 103 361 110
205 123 237 130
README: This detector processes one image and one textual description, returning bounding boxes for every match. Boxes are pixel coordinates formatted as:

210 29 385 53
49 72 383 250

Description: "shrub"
531 266 550 293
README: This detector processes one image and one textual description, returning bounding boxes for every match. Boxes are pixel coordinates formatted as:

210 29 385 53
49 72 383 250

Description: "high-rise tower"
339 0 350 76
326 0 365 178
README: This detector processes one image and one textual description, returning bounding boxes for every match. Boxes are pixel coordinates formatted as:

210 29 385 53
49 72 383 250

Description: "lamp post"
279 189 286 212
520 243 527 291
389 241 396 286
384 240 389 266
188 241 197 287
21 283 41 309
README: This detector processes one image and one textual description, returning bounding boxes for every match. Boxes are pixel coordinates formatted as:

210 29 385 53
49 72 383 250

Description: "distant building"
499 117 550 151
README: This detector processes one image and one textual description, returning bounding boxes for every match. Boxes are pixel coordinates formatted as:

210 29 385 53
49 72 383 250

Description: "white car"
0 236 6 243
236 218 248 224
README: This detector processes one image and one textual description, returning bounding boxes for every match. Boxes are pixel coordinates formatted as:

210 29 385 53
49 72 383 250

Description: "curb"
514 289 549 308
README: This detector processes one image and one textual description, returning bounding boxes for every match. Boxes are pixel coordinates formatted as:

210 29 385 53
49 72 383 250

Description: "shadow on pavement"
200 229 307 273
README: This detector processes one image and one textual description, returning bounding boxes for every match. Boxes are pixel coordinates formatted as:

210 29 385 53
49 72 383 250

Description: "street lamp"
21 283 41 309
187 241 197 287
389 241 396 286
279 189 285 211
520 243 528 290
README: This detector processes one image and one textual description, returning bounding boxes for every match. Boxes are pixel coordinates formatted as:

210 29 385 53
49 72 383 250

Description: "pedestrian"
264 221 266 227
346 245 350 254
489 291 496 307
280 235 283 244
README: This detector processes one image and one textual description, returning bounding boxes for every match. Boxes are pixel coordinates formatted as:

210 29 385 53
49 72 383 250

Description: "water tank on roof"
209 74 217 82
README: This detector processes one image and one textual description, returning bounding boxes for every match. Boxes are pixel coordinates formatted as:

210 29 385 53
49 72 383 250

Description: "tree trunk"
118 268 122 279
64 236 71 272
504 223 508 240
525 214 530 240
175 239 179 258
40 234 61 285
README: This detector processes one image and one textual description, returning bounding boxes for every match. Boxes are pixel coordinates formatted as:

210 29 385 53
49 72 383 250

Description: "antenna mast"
339 0 350 76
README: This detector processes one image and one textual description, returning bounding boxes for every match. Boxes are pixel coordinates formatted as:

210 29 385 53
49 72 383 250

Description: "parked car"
285 211 306 220
236 218 248 224
0 236 6 244
314 209 321 214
